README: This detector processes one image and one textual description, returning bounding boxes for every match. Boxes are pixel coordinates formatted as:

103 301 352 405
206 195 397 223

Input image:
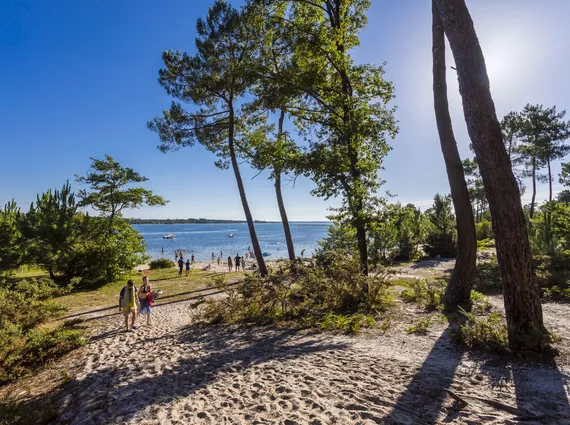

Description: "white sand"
2 291 566 425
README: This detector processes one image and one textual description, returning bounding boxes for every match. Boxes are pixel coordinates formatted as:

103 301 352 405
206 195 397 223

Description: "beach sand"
3 280 570 425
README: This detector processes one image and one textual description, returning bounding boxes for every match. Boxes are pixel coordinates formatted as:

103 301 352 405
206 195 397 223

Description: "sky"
1 0 569 221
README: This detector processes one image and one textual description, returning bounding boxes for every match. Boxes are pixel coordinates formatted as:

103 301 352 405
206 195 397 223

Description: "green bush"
198 254 394 333
149 258 174 270
406 316 432 335
475 219 493 241
453 308 509 354
470 290 492 314
399 278 445 310
476 238 494 249
473 258 501 292
0 277 86 383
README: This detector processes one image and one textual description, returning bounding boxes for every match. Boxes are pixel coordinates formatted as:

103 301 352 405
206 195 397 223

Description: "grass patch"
406 316 432 335
399 278 445 310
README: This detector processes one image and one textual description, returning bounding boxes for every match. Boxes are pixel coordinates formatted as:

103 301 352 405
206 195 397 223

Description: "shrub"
0 277 86 383
406 316 432 335
198 255 394 333
476 238 494 249
399 278 445 310
453 308 509 354
475 219 493 241
149 258 174 270
470 290 492 314
473 257 501 292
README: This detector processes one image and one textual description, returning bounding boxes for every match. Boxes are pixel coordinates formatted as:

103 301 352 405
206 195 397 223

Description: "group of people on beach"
118 276 154 332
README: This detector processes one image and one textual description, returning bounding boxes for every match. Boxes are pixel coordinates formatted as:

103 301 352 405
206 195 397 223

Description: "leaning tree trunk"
530 157 537 219
275 109 295 261
432 1 477 311
547 157 553 202
228 103 268 277
434 0 545 350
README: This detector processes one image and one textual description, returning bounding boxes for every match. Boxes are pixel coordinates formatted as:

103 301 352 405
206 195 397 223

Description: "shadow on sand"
44 325 349 424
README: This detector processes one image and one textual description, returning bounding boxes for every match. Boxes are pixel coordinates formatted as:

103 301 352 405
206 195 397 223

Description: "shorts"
122 306 135 316
139 297 152 315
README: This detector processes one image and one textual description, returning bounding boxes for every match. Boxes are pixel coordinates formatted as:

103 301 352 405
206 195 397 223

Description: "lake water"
133 222 331 262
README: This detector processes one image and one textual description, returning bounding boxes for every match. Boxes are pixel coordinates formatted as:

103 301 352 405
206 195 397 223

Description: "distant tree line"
126 218 275 225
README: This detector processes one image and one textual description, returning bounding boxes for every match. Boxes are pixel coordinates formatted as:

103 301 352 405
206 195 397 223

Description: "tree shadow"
410 259 454 270
477 351 570 422
384 326 466 424
46 325 349 424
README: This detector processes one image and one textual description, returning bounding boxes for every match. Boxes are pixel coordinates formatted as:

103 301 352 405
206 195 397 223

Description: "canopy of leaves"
76 155 166 221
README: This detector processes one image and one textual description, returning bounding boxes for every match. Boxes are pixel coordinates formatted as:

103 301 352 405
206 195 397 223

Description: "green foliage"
529 201 570 256
424 194 457 257
470 290 492 314
370 203 425 262
399 278 445 310
473 258 502 292
149 258 174 270
0 200 24 276
76 155 167 226
199 255 394 332
475 219 493 241
406 316 432 335
453 308 509 354
0 277 86 383
476 238 494 249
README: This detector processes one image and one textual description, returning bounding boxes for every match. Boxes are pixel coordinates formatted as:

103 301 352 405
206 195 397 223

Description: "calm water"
133 222 331 261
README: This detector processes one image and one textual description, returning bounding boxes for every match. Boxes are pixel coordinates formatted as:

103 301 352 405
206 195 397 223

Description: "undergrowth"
0 277 86 383
406 316 432 335
198 254 394 334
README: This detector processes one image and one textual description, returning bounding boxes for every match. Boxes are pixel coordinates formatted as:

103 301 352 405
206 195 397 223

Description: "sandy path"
24 295 567 425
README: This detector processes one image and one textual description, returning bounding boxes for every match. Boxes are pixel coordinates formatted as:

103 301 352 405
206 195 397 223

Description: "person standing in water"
191 253 195 264
119 280 138 331
138 276 152 326
227 256 233 272
301 249 305 259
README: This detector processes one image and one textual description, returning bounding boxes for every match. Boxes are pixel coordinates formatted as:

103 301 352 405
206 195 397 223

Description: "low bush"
399 278 445 310
475 219 493 241
473 257 501 292
149 258 174 270
198 254 394 333
452 309 509 354
0 277 86 383
470 290 492 314
406 316 432 335
476 238 494 249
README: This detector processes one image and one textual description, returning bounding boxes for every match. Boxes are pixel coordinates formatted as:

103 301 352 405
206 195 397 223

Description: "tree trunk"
548 157 553 202
434 0 546 350
432 1 477 311
275 109 296 261
530 157 537 219
228 103 268 277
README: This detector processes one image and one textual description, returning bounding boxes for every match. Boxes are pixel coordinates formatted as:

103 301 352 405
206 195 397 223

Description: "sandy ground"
3 258 570 425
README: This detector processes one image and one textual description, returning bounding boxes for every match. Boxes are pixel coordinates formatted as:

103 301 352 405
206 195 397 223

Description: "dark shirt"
234 256 241 265
178 259 184 267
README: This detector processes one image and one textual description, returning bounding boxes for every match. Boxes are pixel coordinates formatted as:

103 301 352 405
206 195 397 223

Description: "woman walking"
138 276 152 326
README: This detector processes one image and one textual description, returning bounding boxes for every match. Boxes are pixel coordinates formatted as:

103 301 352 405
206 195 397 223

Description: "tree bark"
530 157 537 219
432 1 477 311
548 157 553 202
275 109 295 261
434 0 546 350
228 103 268 277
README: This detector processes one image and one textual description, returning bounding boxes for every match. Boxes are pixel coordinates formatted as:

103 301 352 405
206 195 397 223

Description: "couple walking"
119 276 153 331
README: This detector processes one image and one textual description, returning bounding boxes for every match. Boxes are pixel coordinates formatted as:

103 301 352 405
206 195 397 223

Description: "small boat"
228 233 235 238
262 252 271 257
163 233 176 239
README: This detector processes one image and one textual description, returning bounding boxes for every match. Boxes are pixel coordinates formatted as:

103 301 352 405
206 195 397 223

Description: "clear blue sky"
1 0 569 220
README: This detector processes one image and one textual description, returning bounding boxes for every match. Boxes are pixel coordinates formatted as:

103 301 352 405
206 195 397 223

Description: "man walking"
119 280 138 331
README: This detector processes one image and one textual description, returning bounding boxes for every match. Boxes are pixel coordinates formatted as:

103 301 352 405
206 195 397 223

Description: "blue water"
133 222 331 261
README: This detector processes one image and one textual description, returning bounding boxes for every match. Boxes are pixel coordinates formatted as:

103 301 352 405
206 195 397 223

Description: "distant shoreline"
127 218 331 225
